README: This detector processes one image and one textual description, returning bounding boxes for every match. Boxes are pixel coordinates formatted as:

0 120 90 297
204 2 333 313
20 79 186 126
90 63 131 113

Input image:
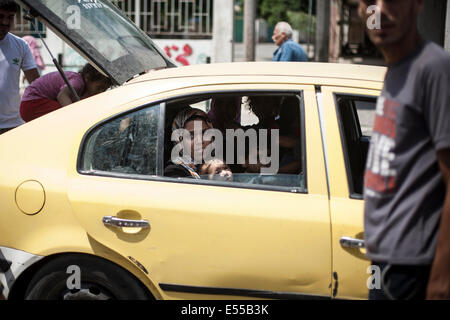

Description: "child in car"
199 158 233 181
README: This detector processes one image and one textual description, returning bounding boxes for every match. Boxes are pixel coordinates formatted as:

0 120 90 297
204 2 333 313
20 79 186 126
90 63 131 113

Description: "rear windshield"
21 0 170 84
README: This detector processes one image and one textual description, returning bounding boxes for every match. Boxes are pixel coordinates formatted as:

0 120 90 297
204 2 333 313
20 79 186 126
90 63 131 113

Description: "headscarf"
171 107 212 179
22 36 46 70
172 107 212 133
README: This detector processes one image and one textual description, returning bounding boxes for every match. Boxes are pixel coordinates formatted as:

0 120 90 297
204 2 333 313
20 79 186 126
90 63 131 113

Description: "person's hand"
426 276 450 299
119 118 131 133
217 168 232 181
427 149 450 300
56 86 75 107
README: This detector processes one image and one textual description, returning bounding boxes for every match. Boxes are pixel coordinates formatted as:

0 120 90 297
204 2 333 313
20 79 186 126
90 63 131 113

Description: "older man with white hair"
272 21 307 62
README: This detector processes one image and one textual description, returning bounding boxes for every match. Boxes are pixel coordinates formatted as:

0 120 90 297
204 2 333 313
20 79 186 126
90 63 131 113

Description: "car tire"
24 254 151 300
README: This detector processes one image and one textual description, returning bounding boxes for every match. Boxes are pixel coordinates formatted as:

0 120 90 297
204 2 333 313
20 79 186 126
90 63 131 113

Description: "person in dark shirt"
359 0 450 300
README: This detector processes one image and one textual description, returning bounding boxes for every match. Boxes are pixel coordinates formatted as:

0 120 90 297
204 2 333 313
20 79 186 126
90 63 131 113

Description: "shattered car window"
82 105 160 176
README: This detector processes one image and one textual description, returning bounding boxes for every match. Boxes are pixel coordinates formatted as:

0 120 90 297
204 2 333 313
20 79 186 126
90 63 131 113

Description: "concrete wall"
446 0 450 51
328 0 342 62
315 0 330 62
212 0 234 63
154 39 212 66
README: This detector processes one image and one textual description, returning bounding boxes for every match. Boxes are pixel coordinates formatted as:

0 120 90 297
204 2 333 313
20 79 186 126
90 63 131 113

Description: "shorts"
20 98 62 122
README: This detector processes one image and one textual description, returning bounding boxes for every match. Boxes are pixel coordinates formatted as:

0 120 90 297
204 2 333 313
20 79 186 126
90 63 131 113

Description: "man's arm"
23 68 40 84
426 148 450 299
56 86 75 107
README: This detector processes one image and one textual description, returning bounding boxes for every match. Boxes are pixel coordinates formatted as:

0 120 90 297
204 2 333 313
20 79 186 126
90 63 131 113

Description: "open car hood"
17 0 175 85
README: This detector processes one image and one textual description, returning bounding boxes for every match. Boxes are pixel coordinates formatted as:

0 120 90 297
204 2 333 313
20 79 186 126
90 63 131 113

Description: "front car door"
320 86 380 299
67 83 333 299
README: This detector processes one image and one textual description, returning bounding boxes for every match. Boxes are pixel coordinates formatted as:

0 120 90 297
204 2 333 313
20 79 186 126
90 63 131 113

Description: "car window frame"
77 89 308 194
333 93 377 199
78 100 166 177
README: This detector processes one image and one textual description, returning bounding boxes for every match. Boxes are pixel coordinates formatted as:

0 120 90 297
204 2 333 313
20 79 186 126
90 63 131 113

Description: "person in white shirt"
0 0 39 134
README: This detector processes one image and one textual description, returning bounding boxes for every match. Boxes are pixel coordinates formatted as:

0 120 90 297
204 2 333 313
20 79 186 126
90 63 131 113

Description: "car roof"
127 62 387 85
0 61 385 174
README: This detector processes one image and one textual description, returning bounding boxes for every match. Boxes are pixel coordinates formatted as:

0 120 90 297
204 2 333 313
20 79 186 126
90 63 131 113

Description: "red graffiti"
164 45 176 57
164 44 193 66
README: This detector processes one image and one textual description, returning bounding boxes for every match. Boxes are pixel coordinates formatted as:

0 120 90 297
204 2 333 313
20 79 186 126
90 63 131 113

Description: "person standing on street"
0 0 39 134
359 0 450 300
22 35 46 76
272 21 308 62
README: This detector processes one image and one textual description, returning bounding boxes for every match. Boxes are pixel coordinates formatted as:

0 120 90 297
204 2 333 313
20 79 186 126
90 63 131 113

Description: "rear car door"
67 84 333 299
320 86 379 299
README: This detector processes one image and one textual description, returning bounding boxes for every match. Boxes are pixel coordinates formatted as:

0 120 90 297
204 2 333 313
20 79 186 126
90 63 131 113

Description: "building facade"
327 0 450 62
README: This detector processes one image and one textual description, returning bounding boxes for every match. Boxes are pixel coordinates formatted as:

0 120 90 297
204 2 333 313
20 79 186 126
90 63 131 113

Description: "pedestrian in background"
22 35 45 77
0 0 39 134
272 21 308 62
359 0 450 300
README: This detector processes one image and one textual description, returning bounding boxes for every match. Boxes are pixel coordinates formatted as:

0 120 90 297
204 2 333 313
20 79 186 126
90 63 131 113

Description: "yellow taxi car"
0 0 386 300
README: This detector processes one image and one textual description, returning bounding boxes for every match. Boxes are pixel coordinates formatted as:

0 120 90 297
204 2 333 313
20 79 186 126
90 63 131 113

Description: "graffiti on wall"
164 44 193 66
156 40 211 66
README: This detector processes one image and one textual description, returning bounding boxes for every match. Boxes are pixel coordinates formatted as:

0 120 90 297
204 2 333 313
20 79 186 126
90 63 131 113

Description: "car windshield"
20 0 170 84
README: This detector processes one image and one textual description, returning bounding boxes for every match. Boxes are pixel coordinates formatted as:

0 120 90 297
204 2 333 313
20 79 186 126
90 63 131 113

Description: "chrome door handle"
340 237 365 249
102 216 150 229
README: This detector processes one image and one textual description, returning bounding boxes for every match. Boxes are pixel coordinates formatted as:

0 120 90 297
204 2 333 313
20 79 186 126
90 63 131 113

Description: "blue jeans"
369 262 431 300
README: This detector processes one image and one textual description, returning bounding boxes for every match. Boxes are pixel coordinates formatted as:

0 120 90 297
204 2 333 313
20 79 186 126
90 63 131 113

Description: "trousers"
369 261 431 300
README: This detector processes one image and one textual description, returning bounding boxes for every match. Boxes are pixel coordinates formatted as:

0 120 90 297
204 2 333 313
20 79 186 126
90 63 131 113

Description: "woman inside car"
165 107 230 179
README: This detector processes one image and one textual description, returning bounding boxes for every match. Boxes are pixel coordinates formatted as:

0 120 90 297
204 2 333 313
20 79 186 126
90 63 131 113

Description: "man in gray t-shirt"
359 0 450 299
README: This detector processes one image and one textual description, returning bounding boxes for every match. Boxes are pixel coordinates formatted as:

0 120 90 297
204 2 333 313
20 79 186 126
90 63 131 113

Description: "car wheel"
24 254 151 300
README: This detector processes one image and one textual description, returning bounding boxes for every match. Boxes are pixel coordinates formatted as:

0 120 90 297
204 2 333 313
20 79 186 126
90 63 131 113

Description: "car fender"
0 246 44 299
1 226 162 300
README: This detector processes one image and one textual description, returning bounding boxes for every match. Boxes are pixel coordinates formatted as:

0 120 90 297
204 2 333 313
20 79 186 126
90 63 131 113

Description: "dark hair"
0 0 19 12
186 114 209 125
79 63 112 87
248 95 282 123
